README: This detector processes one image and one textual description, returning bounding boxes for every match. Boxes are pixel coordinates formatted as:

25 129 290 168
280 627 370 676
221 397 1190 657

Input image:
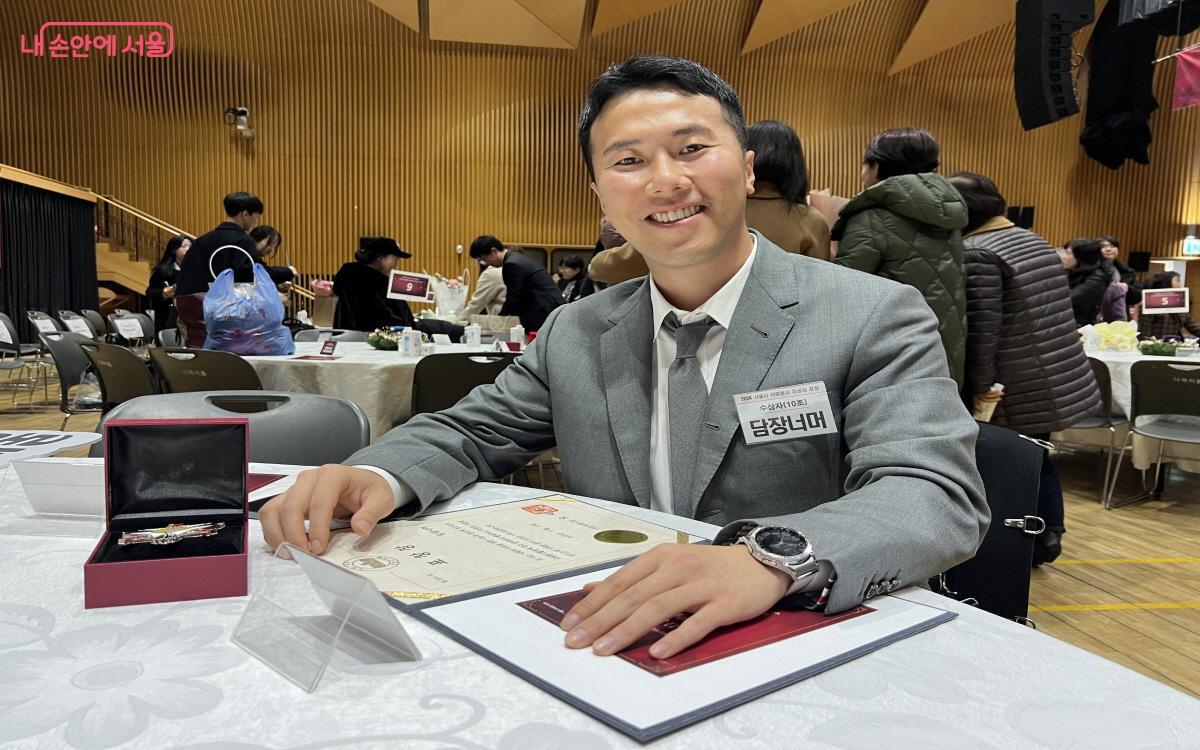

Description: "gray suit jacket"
349 235 988 613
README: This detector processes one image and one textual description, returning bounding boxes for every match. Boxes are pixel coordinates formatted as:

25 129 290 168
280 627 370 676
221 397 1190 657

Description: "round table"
243 342 500 439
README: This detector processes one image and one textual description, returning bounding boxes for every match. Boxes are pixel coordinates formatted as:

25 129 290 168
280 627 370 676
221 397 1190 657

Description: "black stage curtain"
0 179 99 342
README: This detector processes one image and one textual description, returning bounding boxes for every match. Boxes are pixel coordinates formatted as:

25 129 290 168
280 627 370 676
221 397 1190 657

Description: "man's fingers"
560 544 673 631
305 467 353 554
262 468 317 552
647 604 731 660
587 587 702 656
347 474 398 537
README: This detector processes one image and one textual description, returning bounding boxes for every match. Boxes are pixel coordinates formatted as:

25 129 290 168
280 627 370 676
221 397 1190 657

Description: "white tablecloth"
244 342 499 439
1 466 1197 749
1054 351 1200 472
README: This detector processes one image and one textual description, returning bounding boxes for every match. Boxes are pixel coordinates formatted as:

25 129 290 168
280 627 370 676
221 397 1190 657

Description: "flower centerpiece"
1082 321 1139 352
1138 338 1180 357
365 327 429 350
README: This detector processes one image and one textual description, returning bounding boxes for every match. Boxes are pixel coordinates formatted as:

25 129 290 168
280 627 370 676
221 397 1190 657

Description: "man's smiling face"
588 88 754 272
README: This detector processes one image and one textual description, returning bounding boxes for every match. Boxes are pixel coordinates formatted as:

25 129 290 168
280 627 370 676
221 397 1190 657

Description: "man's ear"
744 150 756 195
590 181 606 215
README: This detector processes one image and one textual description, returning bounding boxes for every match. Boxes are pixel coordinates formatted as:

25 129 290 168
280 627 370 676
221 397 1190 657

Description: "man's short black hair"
949 172 1007 234
224 191 263 216
577 55 747 181
863 128 940 181
1068 238 1103 267
469 235 504 259
746 120 809 205
1098 235 1120 248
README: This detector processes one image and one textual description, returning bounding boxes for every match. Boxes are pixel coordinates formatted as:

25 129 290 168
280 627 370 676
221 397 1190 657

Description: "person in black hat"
332 238 463 341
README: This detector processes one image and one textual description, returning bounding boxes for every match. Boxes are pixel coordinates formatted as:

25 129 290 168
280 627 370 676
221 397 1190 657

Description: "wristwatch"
732 524 821 596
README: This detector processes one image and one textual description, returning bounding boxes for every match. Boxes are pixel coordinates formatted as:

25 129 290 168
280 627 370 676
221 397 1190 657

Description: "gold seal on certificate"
320 495 704 603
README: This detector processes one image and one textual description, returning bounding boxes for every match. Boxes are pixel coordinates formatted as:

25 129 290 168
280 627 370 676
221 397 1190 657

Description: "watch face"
754 527 808 557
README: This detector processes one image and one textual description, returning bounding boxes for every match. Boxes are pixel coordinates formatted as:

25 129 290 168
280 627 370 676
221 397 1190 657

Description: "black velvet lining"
91 519 245 563
107 422 246 517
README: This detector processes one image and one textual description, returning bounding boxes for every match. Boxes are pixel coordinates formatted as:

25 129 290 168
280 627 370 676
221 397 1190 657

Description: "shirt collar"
649 232 757 339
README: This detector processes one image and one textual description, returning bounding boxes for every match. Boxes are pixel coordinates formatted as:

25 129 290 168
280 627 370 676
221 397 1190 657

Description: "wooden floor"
3 383 1198 698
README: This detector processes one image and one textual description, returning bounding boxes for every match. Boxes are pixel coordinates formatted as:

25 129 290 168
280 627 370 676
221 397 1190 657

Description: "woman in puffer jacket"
832 128 968 387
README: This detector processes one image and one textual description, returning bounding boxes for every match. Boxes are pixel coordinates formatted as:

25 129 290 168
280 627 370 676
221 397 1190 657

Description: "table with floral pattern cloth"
243 342 498 439
1 467 1198 749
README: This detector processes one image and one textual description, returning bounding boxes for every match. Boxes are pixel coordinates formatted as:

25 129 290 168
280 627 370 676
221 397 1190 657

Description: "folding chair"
79 341 157 412
1104 361 1200 509
39 331 102 429
1066 358 1129 503
148 348 263 393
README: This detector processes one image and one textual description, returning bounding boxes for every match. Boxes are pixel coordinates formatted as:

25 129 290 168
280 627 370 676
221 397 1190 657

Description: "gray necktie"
664 312 716 516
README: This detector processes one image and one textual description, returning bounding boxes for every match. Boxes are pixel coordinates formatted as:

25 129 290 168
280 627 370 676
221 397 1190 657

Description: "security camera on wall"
223 106 254 138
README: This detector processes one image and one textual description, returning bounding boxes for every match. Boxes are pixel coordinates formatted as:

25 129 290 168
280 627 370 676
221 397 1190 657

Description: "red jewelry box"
84 418 249 608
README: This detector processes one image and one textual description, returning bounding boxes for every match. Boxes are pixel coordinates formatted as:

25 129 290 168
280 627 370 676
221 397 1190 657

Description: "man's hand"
559 544 790 660
259 465 396 554
972 389 1003 416
163 285 176 300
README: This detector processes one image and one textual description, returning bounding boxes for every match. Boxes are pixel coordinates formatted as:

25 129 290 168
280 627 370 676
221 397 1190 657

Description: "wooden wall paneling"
1 0 1198 295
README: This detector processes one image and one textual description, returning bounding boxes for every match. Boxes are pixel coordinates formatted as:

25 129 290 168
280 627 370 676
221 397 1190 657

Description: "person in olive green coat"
831 128 968 387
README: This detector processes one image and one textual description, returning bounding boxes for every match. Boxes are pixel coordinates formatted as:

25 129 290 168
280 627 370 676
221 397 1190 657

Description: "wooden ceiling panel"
428 0 578 48
888 0 1015 75
592 0 688 36
515 0 588 45
742 0 864 54
367 0 420 33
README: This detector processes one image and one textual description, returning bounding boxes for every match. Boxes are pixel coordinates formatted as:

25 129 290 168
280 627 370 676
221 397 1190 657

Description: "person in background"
744 120 830 260
951 172 1100 565
831 127 968 387
588 217 646 286
333 237 416 331
469 235 563 332
557 255 595 302
248 225 296 289
1139 271 1200 339
146 234 191 335
333 238 463 340
1099 235 1142 313
1062 238 1110 327
175 191 265 346
463 258 506 317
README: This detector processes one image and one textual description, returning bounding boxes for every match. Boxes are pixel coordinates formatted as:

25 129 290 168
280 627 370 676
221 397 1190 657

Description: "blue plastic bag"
202 263 295 356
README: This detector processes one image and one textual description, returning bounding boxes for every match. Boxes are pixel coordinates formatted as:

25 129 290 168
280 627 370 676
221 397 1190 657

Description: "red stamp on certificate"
520 503 560 515
519 589 874 675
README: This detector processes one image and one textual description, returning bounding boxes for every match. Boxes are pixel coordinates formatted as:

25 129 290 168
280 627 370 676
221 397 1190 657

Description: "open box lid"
103 419 248 527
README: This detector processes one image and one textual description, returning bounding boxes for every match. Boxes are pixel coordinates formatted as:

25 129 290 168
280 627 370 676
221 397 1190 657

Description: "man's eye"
613 156 640 167
681 144 708 154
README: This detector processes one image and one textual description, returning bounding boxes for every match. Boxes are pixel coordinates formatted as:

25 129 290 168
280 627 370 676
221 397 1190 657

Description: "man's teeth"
651 205 701 223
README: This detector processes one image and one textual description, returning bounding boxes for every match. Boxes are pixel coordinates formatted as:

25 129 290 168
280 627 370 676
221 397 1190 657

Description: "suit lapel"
682 239 800 518
601 282 654 508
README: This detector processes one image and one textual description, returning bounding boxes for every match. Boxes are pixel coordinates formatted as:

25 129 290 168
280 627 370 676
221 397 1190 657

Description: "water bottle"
464 323 482 347
509 324 525 350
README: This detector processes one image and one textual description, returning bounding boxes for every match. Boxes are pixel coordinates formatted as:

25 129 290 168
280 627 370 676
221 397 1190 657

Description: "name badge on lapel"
734 382 837 445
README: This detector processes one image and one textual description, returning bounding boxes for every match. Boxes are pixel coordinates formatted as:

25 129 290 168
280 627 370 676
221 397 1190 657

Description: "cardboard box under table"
84 419 249 608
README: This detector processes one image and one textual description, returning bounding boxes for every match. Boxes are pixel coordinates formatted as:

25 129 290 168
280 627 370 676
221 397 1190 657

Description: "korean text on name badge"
734 382 837 445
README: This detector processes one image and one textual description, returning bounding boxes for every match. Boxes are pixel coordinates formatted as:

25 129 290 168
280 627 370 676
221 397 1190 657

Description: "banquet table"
243 341 500 439
1 464 1198 749
1053 350 1200 473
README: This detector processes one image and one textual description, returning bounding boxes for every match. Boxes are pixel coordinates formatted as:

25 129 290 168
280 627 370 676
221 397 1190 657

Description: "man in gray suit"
262 56 987 662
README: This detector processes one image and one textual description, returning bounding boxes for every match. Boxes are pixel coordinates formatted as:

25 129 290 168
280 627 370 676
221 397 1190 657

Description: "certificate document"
320 495 702 604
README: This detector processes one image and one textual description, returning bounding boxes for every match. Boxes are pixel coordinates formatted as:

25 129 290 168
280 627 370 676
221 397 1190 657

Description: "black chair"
1066 358 1129 503
95 391 370 465
79 341 157 412
157 328 181 347
1105 360 1200 509
27 310 63 335
107 312 154 347
0 312 43 407
80 309 108 338
148 348 263 393
937 422 1044 623
56 310 101 339
410 352 519 415
39 331 102 429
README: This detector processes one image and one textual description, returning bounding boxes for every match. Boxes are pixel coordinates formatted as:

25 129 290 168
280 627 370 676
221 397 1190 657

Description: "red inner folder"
519 589 873 676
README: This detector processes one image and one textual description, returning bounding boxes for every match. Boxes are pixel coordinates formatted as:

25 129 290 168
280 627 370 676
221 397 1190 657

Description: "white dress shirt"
647 235 757 514
372 234 758 513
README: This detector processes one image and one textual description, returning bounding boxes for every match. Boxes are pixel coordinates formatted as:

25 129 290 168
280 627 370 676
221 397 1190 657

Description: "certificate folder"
403 564 956 743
